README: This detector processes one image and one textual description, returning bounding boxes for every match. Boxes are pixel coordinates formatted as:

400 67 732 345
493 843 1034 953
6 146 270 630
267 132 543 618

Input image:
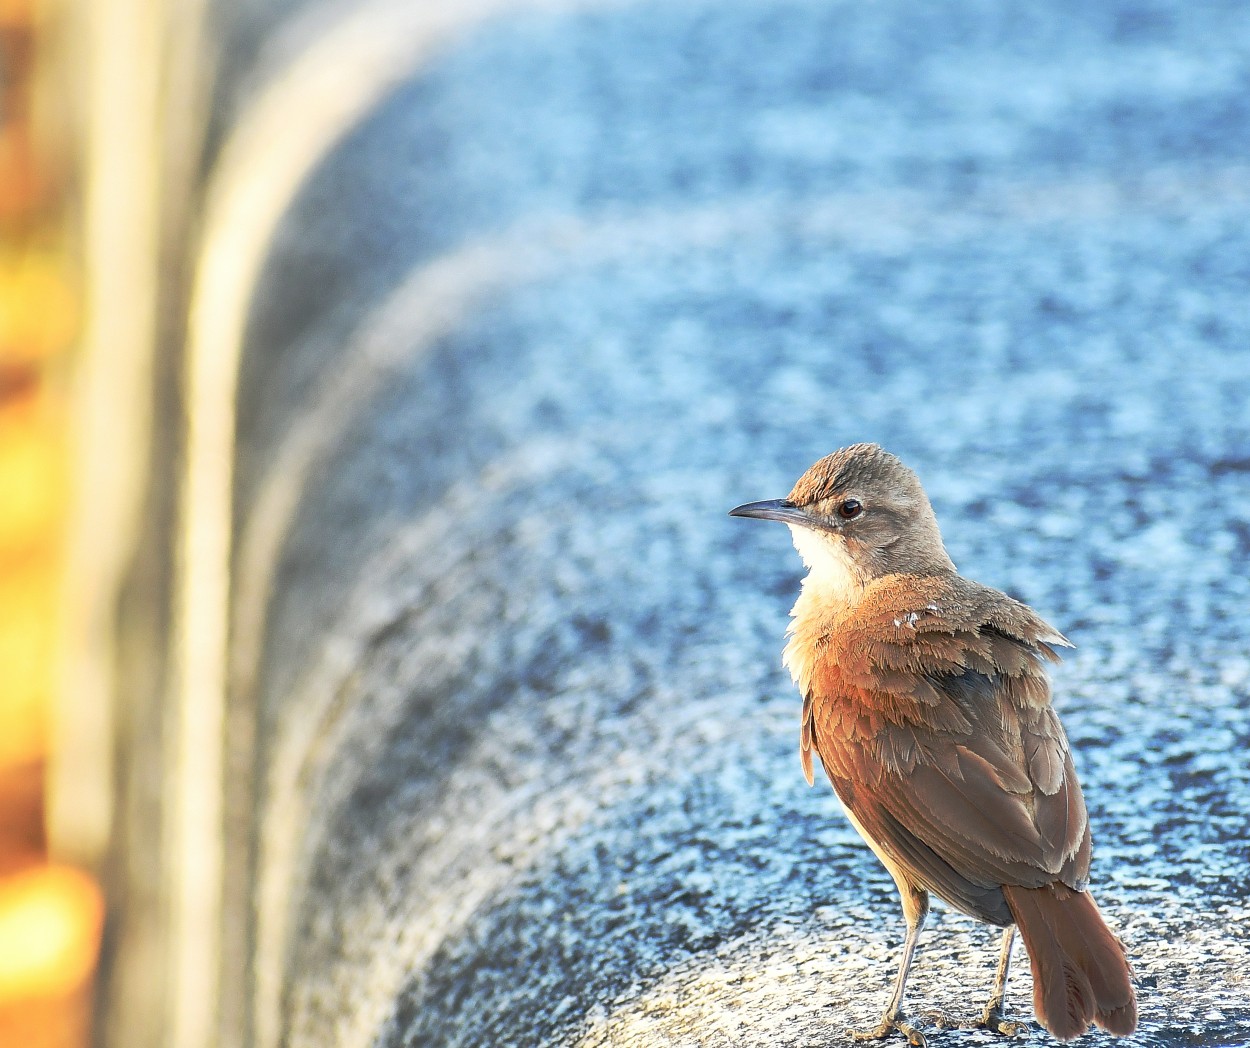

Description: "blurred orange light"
0 555 57 770
0 249 78 366
0 865 103 1048
0 405 65 558
0 865 102 1002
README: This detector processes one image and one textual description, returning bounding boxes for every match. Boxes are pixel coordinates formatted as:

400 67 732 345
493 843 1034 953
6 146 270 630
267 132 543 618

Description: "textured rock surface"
230 2 1250 1046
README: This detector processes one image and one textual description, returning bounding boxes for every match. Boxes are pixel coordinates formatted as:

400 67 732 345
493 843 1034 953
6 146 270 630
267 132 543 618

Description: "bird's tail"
1002 883 1137 1040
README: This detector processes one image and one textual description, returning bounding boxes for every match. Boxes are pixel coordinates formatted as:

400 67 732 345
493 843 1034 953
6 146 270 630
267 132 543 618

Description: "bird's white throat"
782 525 865 691
787 525 864 604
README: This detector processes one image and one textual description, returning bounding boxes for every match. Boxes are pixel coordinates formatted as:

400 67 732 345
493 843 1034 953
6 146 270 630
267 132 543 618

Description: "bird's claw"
850 1011 927 1047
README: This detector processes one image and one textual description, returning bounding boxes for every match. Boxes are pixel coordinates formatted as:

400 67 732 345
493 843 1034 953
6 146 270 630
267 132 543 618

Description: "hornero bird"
730 443 1136 1046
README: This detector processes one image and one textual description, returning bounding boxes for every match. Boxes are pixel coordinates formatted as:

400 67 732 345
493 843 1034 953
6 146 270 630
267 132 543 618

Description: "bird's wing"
805 575 1090 919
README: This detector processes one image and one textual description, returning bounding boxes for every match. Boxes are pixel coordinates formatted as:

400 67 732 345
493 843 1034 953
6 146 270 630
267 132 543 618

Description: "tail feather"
1003 883 1137 1040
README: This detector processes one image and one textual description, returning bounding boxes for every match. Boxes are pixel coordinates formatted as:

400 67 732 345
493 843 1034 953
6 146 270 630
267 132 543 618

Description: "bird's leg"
924 925 1025 1035
977 926 1024 1035
851 887 929 1047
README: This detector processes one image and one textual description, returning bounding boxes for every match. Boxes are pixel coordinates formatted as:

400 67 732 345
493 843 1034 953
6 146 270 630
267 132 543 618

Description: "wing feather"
804 574 1091 922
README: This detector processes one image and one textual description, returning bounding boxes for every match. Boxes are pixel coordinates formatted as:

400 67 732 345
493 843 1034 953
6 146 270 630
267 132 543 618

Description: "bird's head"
730 443 955 597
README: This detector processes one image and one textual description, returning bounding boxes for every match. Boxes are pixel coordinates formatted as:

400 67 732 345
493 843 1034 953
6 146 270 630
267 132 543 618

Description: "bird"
729 443 1136 1045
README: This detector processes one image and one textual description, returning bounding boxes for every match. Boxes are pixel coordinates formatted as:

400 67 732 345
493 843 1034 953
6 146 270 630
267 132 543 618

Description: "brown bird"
730 443 1136 1045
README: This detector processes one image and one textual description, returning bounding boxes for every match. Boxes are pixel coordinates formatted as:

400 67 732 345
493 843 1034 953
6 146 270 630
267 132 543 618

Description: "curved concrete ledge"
177 3 615 1044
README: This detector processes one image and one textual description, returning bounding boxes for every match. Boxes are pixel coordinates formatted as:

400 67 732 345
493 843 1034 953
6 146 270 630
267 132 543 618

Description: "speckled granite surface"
230 2 1250 1046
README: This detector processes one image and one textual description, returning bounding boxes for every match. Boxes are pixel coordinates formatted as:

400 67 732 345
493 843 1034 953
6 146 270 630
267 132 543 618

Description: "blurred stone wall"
91 2 1250 1047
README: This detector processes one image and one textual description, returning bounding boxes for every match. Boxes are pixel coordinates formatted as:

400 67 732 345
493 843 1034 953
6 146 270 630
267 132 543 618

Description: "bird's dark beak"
728 499 812 526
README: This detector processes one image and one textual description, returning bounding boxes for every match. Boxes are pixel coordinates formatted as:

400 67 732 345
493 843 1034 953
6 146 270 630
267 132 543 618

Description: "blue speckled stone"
229 2 1250 1046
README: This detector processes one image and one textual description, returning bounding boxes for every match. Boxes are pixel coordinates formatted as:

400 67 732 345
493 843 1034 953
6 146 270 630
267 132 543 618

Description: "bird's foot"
918 1008 962 1028
850 1010 927 1047
975 1002 1025 1037
914 1005 1024 1037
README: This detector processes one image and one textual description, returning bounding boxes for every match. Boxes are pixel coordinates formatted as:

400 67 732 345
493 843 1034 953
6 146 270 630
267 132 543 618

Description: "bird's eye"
837 499 863 520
